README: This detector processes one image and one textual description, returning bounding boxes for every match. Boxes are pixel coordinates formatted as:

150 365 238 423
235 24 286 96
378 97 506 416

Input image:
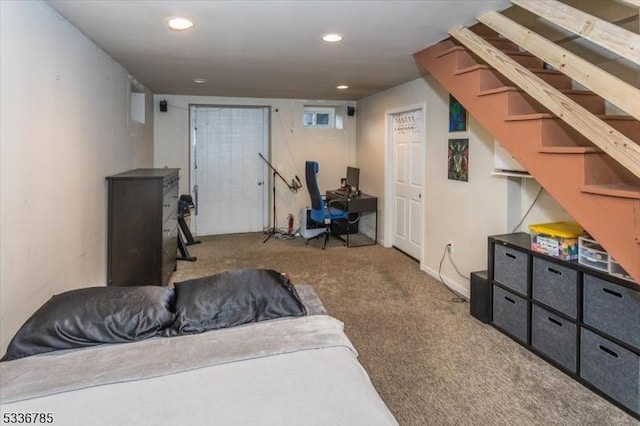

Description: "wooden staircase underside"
414 2 640 285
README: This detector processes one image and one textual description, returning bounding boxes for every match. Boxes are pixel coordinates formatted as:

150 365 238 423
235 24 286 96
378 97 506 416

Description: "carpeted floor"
171 232 638 426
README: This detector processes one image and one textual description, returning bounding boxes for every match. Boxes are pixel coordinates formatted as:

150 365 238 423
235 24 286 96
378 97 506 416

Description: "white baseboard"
359 225 386 247
421 265 470 300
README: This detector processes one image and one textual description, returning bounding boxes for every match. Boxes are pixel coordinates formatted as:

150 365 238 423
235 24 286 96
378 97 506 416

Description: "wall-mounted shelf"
491 170 532 178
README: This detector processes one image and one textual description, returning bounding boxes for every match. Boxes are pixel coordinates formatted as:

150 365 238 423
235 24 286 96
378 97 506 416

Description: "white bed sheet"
3 345 396 426
1 286 398 426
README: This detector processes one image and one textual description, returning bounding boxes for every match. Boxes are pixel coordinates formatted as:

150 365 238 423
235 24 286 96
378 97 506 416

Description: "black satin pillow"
166 268 307 336
1 286 175 362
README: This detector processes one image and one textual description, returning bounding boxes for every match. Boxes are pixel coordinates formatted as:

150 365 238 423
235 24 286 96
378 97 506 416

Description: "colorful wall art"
448 138 469 182
449 95 467 132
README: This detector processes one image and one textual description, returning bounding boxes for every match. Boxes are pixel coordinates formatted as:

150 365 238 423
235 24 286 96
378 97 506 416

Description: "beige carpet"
171 232 638 426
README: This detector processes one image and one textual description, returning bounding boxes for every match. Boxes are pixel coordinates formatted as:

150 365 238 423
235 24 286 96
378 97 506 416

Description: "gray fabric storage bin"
532 258 577 319
531 305 577 373
583 274 640 351
494 244 528 296
580 328 639 414
492 285 528 343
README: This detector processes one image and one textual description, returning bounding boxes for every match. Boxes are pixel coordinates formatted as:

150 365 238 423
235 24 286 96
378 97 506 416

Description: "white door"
190 106 268 236
392 109 424 259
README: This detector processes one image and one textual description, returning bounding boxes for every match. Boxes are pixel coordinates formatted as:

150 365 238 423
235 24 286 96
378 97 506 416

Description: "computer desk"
325 190 378 247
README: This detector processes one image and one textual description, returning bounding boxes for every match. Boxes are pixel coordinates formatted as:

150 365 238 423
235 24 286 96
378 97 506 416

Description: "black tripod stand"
258 153 301 243
176 194 200 262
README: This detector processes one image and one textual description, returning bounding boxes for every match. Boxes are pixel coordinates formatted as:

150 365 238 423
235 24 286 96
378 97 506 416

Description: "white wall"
154 95 356 231
511 178 574 233
0 1 154 353
357 76 573 297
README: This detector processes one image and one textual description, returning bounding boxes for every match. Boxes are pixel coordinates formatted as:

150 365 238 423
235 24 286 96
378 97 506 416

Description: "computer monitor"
345 166 360 192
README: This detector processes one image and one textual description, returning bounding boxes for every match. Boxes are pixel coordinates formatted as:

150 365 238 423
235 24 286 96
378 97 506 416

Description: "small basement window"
303 106 335 128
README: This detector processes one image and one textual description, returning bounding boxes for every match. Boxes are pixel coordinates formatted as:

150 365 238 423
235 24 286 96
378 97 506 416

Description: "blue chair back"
305 161 326 223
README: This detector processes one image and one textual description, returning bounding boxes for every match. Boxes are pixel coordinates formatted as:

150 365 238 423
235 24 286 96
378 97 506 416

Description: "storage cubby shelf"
488 233 639 419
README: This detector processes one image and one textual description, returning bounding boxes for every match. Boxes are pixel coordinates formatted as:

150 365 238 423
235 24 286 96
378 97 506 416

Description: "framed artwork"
449 95 467 132
448 138 469 182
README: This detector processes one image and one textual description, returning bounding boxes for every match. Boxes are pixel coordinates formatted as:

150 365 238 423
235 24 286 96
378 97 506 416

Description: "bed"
0 270 398 426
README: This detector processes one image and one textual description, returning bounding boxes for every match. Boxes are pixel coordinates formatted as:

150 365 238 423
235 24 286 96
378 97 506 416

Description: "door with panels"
391 108 424 260
190 106 269 236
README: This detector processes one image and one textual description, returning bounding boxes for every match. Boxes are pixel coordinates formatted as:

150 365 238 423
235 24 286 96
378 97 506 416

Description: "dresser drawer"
580 328 639 414
583 275 640 351
532 258 577 318
162 216 178 247
531 305 577 373
492 285 528 343
494 244 528 296
161 219 178 286
163 173 179 194
162 185 179 223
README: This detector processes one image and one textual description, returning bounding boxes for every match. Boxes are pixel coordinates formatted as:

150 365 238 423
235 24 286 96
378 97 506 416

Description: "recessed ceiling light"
167 17 194 31
337 85 349 90
192 78 207 84
322 33 343 43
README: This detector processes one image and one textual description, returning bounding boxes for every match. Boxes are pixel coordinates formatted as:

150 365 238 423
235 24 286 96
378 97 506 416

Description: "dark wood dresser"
106 168 180 286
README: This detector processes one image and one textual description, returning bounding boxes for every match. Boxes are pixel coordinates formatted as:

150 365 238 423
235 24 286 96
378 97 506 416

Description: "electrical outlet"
447 240 454 254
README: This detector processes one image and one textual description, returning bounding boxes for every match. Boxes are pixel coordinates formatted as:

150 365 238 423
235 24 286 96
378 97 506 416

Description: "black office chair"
305 161 348 249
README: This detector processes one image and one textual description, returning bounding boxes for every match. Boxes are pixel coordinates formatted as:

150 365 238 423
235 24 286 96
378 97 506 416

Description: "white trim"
422 265 470 300
384 104 427 264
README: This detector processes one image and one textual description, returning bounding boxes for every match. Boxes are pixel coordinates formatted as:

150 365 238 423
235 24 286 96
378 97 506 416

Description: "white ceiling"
47 0 510 100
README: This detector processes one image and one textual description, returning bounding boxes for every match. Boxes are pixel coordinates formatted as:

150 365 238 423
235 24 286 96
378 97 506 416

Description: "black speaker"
159 100 168 112
330 216 358 235
470 270 490 323
347 106 355 116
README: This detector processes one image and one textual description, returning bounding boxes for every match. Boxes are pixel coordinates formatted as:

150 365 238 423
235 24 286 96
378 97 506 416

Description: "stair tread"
539 146 601 154
478 86 598 97
478 86 519 96
454 64 491 75
456 63 566 72
437 45 538 60
435 45 465 59
455 63 567 77
581 183 640 199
